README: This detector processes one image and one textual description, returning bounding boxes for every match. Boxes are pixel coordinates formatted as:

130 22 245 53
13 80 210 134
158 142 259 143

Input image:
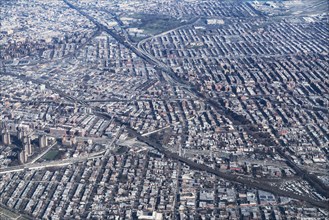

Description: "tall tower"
17 129 24 140
18 150 27 164
39 135 48 148
23 136 32 156
1 129 11 145
27 136 32 156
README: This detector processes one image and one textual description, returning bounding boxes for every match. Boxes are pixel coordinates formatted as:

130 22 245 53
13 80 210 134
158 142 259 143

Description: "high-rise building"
23 136 32 156
39 135 48 148
18 150 27 164
27 137 32 156
1 129 11 145
17 129 24 140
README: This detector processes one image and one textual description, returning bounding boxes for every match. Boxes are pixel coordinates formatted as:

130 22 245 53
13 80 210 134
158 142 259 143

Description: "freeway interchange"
3 0 309 210
0 0 327 213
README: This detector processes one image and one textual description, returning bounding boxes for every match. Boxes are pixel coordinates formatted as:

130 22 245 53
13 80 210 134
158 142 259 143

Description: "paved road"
29 142 57 164
2 0 324 210
95 112 329 210
61 0 329 210
0 150 105 175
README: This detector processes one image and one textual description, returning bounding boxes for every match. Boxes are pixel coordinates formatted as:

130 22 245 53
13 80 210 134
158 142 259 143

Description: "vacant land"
126 13 186 40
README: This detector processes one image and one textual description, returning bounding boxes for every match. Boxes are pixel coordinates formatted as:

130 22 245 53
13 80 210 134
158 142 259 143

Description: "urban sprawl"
0 0 328 219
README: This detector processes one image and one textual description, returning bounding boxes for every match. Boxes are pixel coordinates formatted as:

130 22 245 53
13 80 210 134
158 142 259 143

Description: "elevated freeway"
61 0 329 209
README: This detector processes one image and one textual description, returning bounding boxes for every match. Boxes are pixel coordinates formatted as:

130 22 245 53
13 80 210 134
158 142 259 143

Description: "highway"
0 0 326 213
0 126 123 175
95 112 329 210
59 0 329 210
0 150 105 175
64 0 186 88
29 141 57 164
1 0 323 210
0 98 197 106
7 130 108 144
